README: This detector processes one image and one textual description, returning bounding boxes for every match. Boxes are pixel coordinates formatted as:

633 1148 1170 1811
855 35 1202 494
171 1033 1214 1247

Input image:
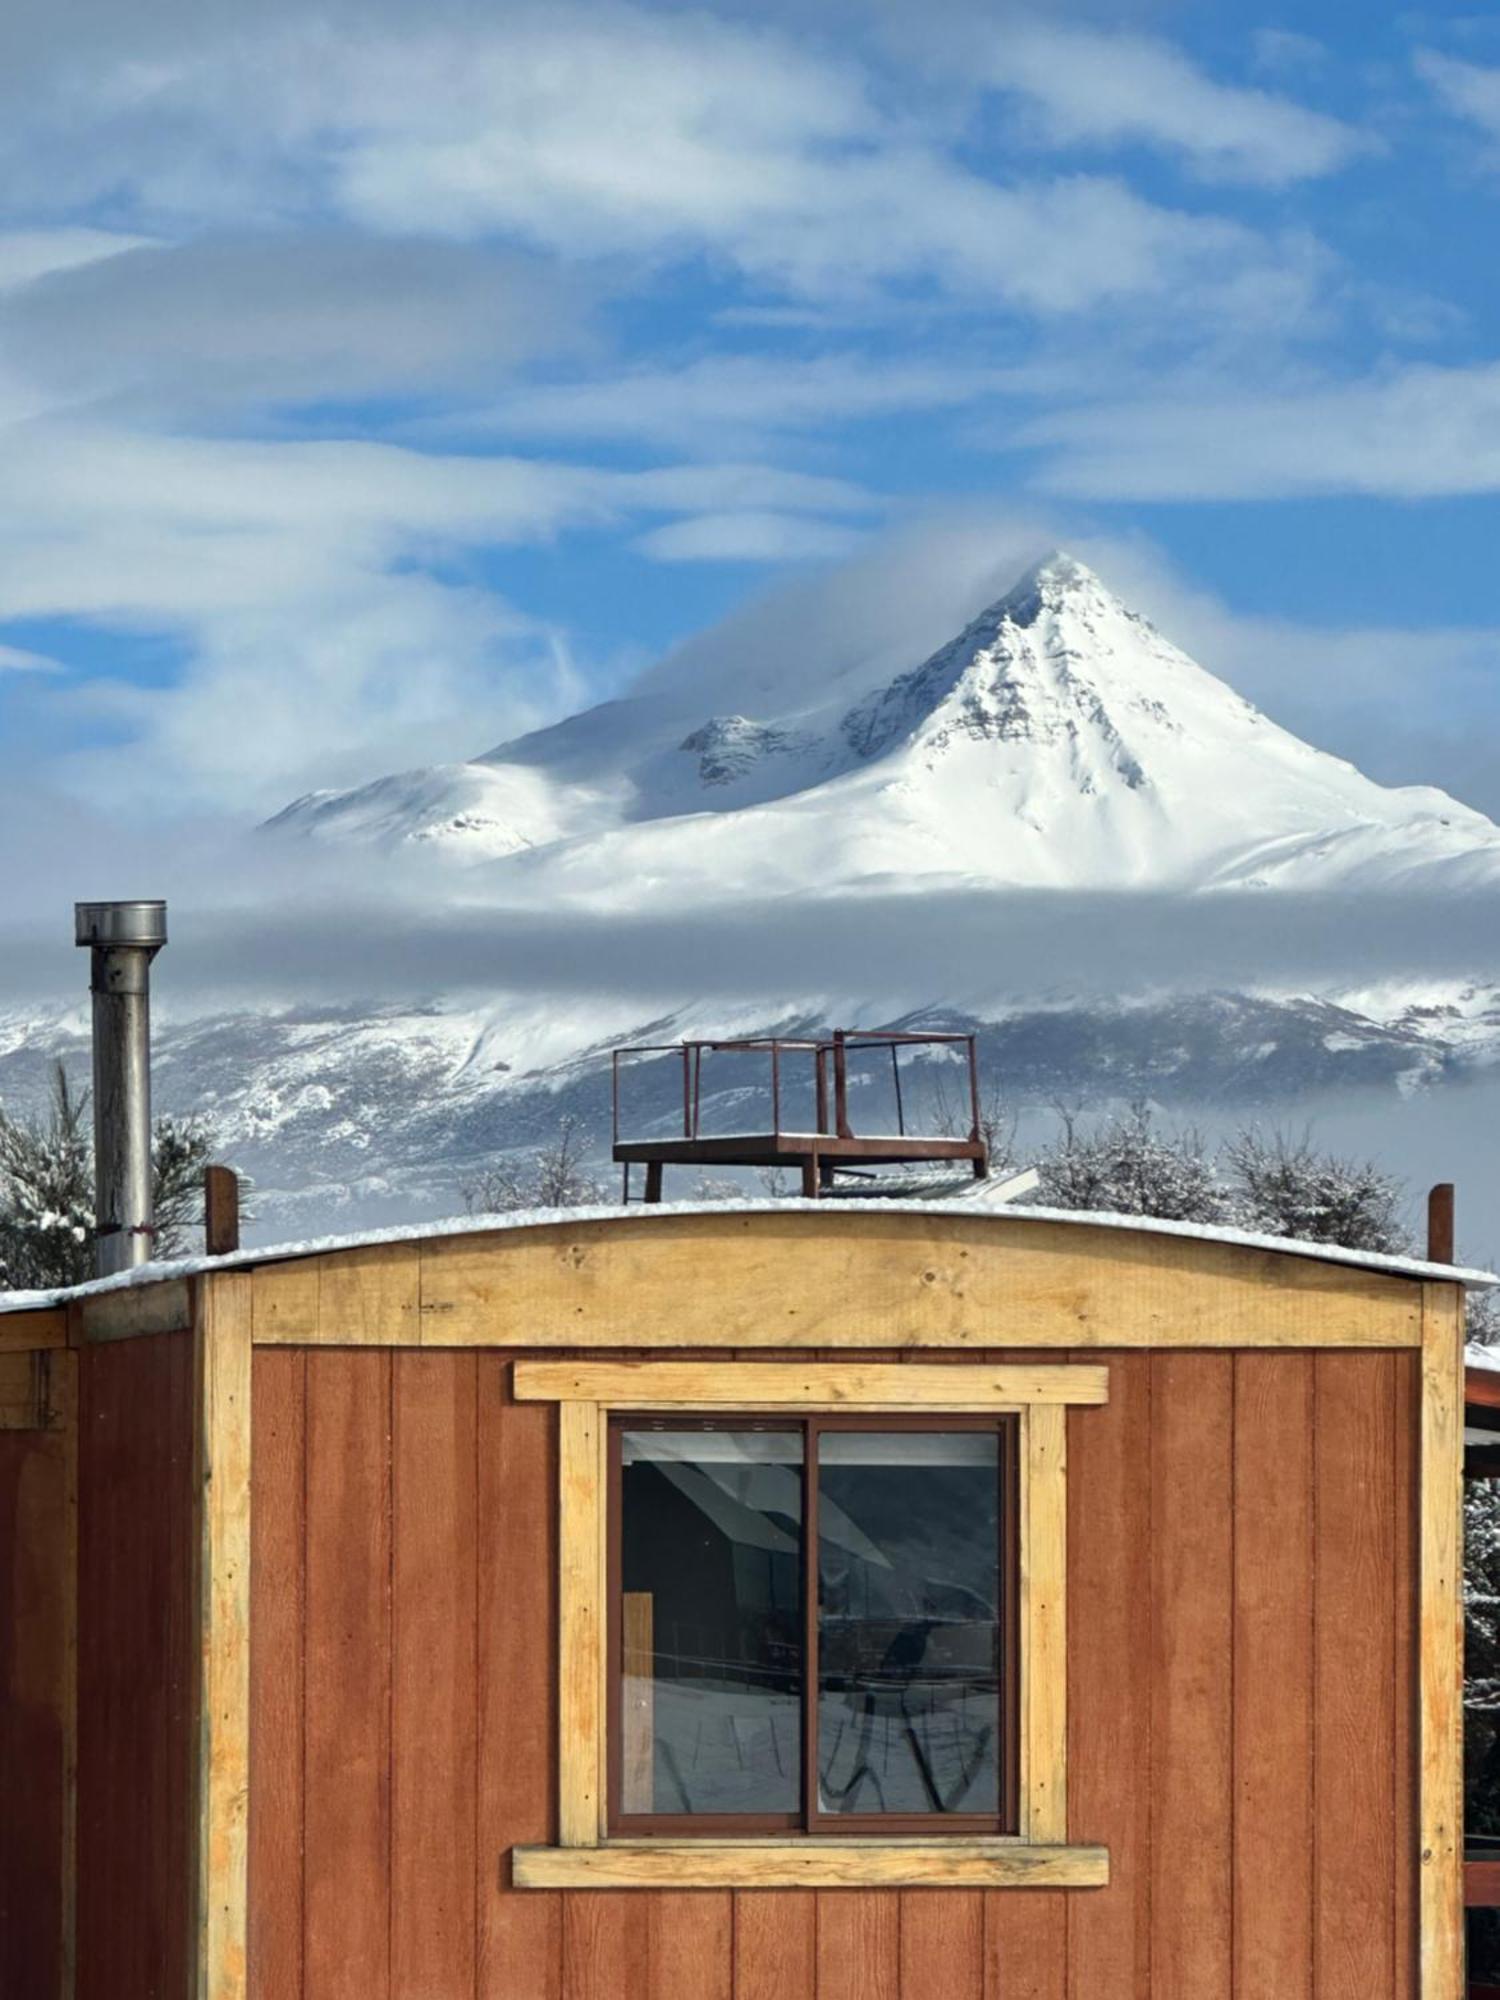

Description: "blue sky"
2 0 1500 830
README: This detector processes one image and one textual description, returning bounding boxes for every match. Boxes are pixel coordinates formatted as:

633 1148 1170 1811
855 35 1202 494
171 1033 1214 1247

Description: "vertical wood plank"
1395 1346 1419 2000
1149 1352 1232 1999
1233 1352 1314 2000
817 1892 898 2000
1024 1402 1067 1843
1316 1351 1397 1999
902 1891 983 1999
248 1348 306 2000
1065 1354 1150 2000
303 1349 391 2000
1420 1286 1464 2000
391 1351 478 1996
558 1399 603 1847
736 1893 816 2000
76 1332 196 2000
648 1894 733 2000
478 1358 561 2000
985 1892 1066 2000
196 1273 254 2000
562 1894 650 2000
0 1423 69 1999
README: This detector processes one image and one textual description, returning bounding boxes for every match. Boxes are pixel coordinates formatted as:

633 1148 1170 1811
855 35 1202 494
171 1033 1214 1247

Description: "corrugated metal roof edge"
2 1198 1493 1314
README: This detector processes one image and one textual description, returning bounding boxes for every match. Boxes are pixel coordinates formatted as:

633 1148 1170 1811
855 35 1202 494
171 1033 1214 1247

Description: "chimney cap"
74 900 168 950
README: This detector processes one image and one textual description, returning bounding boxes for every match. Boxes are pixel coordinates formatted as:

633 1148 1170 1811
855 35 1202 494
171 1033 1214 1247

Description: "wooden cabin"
0 1200 1481 2000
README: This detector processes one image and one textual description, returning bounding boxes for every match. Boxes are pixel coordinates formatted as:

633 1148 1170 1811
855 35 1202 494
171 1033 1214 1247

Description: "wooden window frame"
606 1410 1021 1838
510 1360 1110 1891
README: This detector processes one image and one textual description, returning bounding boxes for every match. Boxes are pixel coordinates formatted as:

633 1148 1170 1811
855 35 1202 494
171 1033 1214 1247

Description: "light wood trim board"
558 1399 606 1847
245 1211 1424 1349
193 1273 253 2000
515 1360 1109 1407
1420 1280 1465 2000
1023 1402 1068 1843
513 1839 1109 1890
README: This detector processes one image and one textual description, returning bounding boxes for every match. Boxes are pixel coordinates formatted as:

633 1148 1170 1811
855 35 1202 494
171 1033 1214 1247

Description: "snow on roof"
1468 1343 1500 1373
1 1197 1493 1314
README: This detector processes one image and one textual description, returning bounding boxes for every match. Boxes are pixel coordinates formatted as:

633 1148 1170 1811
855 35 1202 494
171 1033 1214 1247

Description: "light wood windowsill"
512 1839 1110 1891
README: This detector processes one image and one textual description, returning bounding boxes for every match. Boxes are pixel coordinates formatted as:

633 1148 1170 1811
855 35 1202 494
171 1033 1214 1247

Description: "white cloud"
0 228 152 291
1020 358 1500 500
0 235 594 417
635 510 864 562
0 643 62 674
1417 49 1500 151
0 418 875 808
990 22 1364 186
0 8 1335 328
461 352 1008 452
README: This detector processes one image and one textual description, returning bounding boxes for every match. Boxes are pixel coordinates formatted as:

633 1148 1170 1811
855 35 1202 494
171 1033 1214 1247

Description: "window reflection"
817 1431 1001 1816
619 1430 802 1816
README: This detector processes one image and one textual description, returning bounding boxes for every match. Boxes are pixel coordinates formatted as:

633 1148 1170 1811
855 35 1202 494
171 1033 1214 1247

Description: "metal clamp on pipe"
74 900 167 1278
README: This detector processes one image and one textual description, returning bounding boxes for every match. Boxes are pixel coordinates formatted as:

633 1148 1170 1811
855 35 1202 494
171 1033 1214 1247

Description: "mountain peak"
995 548 1112 622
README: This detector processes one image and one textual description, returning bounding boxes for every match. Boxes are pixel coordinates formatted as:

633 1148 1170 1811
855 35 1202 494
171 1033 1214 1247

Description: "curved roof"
1 1197 1492 1314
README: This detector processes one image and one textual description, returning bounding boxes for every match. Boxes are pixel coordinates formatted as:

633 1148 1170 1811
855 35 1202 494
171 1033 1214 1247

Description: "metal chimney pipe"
74 900 167 1277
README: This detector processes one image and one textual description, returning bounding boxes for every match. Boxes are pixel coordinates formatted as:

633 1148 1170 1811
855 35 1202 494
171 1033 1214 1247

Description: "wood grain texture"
515 1360 1109 1406
247 1348 306 2000
986 1891 1066 2000
76 1330 197 2000
0 1306 66 1351
195 1273 254 2000
479 1359 561 2000
1232 1351 1314 2000
247 1210 1424 1348
0 1348 58 1429
1065 1355 1150 2000
1149 1353 1233 2000
1024 1402 1068 1843
1420 1285 1465 2000
391 1351 478 1997
1395 1348 1419 2000
901 1889 985 1999
302 1349 392 2000
0 1420 69 1998
816 1892 899 2000
513 1842 1110 1889
1316 1351 1398 2000
558 1398 605 1847
736 1891 817 2000
80 1278 192 1343
647 1893 732 2000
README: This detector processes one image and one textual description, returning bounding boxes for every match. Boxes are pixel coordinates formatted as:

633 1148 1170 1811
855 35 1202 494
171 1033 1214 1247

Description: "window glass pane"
620 1429 802 1816
817 1429 1000 1816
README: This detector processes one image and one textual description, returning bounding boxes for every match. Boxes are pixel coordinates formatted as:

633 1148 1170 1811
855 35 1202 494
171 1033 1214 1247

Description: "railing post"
833 1031 852 1138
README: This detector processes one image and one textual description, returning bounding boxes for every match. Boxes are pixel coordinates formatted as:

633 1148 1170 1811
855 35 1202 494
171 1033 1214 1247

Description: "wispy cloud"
994 22 1365 186
1417 48 1500 154
1021 359 1500 500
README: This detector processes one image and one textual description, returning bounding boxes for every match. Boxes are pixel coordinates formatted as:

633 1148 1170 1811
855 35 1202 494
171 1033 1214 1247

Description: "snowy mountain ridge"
267 551 1500 901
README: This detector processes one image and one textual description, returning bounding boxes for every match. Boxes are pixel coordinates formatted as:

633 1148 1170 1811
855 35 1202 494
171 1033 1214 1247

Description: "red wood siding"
248 1347 1420 2000
76 1330 197 2000
0 1419 69 1998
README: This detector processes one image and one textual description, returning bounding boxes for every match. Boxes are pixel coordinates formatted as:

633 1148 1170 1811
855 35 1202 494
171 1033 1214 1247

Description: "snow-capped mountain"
7 550 1500 1241
267 552 1500 900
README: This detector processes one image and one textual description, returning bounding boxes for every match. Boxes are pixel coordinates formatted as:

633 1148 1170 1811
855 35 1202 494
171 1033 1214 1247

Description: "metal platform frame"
611 1029 990 1201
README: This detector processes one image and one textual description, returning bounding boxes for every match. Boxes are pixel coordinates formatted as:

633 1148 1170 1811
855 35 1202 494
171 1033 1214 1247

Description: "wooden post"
204 1166 240 1258
1428 1184 1455 1266
644 1162 663 1205
1420 1279 1465 2000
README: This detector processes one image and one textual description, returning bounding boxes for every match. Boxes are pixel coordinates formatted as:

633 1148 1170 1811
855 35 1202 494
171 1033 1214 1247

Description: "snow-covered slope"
266 552 1500 900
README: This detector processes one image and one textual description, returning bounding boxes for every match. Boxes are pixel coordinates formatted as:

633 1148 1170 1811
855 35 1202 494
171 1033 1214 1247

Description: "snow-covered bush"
0 1061 220 1288
1036 1102 1227 1223
1223 1129 1407 1254
460 1113 608 1214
